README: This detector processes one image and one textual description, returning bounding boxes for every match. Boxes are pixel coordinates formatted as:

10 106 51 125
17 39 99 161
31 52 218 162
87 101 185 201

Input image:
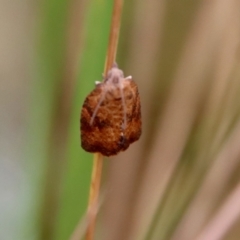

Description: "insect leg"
90 89 107 125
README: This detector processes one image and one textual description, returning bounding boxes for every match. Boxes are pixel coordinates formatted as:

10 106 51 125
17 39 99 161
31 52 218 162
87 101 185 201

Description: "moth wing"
124 79 142 145
80 84 123 156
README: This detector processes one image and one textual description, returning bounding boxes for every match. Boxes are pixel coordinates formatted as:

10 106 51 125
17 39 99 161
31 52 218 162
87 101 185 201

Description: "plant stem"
104 0 123 73
85 153 104 240
85 0 124 240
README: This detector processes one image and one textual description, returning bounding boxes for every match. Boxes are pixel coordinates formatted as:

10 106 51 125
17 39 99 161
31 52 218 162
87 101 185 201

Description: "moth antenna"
125 76 132 80
95 81 101 85
120 86 127 130
90 89 107 125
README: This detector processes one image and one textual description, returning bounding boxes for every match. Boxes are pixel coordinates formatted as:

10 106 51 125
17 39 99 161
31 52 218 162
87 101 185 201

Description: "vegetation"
2 0 240 239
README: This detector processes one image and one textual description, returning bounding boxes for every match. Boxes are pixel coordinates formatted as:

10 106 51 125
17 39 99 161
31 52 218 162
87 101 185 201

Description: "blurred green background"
1 0 240 240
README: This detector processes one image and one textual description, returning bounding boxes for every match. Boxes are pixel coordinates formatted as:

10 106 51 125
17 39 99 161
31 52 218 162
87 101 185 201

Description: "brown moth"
80 63 141 156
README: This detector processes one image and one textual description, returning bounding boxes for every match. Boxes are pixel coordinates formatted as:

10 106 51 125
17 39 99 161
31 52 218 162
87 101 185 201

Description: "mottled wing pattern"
80 78 141 156
123 79 142 146
81 83 124 156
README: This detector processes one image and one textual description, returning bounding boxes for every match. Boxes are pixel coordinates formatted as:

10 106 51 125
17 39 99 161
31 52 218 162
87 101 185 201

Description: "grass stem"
85 0 124 239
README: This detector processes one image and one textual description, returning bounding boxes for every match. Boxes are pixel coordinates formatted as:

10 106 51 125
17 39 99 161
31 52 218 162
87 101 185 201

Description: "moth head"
106 64 124 84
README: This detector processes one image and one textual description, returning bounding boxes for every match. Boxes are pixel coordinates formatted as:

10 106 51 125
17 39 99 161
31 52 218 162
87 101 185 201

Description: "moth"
80 63 141 156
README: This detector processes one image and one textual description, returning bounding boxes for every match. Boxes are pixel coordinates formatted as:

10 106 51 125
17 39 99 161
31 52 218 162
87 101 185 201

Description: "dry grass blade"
104 0 123 72
84 0 124 240
195 181 240 240
130 0 235 238
70 188 106 240
125 0 240 240
170 7 240 239
170 117 240 240
85 153 104 240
